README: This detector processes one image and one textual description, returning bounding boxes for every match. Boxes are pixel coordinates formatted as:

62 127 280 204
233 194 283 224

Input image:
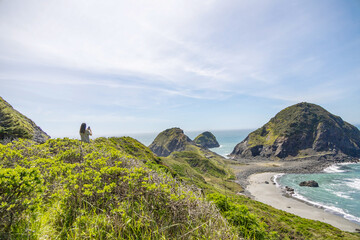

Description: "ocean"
129 129 253 158
277 163 360 225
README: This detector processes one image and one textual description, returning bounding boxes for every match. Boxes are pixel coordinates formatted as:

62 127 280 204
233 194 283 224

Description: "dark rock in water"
194 131 220 148
0 96 50 143
230 102 360 159
149 127 193 157
299 180 319 187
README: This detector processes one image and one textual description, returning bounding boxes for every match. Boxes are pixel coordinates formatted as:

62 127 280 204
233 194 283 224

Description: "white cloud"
1 0 359 135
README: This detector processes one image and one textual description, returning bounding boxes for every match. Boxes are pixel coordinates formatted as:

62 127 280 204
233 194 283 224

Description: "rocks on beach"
285 186 295 195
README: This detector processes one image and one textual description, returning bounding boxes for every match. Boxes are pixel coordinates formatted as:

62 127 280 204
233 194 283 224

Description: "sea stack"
0 96 50 143
231 102 360 159
149 127 193 157
194 131 220 148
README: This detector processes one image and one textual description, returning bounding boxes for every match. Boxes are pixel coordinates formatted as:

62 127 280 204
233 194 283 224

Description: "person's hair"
80 123 86 134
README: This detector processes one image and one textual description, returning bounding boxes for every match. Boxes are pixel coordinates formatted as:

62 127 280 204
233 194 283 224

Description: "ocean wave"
323 162 355 173
333 191 353 200
345 178 360 191
291 192 360 224
273 173 285 188
323 165 346 173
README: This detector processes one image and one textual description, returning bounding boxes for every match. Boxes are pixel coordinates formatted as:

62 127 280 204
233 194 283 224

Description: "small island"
194 131 220 148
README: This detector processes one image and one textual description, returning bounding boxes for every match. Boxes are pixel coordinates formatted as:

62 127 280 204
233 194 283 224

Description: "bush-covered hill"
231 102 360 159
161 145 243 195
1 137 359 240
0 137 235 239
154 137 360 239
0 97 50 143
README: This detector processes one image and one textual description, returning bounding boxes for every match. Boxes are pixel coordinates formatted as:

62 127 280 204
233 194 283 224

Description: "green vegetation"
0 138 235 239
1 136 359 239
162 145 242 195
161 150 360 239
235 102 360 158
248 122 279 147
248 102 360 147
0 97 49 142
222 193 360 240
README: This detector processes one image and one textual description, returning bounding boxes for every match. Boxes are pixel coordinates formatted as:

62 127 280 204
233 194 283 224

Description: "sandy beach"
247 172 360 232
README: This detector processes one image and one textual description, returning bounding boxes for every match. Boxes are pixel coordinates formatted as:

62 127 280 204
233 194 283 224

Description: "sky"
0 0 359 138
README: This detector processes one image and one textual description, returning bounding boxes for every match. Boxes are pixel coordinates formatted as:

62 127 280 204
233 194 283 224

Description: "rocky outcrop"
0 96 50 143
149 128 193 157
194 131 220 148
231 102 360 159
299 180 319 187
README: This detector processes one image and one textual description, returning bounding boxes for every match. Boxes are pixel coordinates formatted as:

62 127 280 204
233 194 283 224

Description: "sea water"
129 129 253 158
277 163 360 225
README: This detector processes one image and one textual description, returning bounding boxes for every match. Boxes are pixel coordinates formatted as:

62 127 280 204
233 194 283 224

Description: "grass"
1 136 359 239
0 138 235 239
161 143 243 195
159 145 360 239
0 97 49 142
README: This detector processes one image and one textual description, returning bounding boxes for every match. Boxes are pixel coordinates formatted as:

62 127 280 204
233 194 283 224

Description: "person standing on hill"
79 123 92 143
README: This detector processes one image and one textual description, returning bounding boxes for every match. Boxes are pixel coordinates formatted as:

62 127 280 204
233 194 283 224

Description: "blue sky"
1 0 359 138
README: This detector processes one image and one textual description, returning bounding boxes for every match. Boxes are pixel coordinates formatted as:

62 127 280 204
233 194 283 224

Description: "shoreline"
230 156 359 194
246 172 360 232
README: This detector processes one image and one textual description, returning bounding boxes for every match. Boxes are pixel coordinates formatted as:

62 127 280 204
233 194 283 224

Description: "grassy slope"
1 137 359 239
160 144 360 239
0 137 234 239
221 193 360 240
248 102 359 148
0 97 34 139
162 144 242 195
0 97 49 141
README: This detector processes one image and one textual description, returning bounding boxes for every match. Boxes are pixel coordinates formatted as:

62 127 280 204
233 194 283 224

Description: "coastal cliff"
0 97 50 143
231 102 360 159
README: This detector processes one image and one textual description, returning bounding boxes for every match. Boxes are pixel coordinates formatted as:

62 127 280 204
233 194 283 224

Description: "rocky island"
194 131 220 148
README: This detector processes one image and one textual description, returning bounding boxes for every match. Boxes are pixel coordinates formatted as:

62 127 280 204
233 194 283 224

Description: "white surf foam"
291 192 360 224
273 173 285 188
323 165 346 173
345 178 360 191
333 191 353 200
323 162 356 173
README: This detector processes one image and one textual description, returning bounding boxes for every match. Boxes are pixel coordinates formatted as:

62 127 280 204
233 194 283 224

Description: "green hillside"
231 102 360 158
0 97 50 143
1 137 359 239
161 144 242 195
0 137 234 239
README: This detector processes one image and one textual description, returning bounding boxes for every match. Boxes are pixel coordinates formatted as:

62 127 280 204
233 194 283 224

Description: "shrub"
0 166 43 238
